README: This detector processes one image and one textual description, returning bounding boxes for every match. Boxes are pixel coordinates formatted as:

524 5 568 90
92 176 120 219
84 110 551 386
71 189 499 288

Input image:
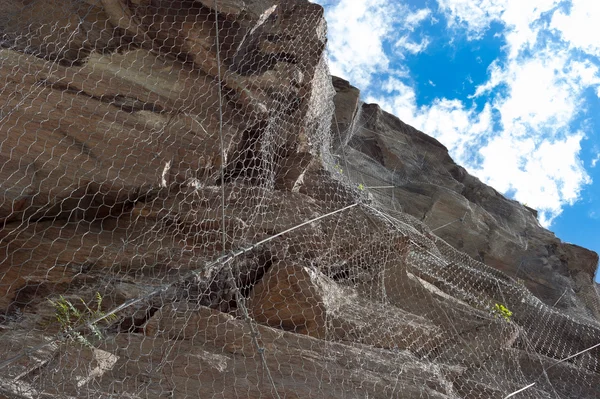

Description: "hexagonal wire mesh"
0 1 599 398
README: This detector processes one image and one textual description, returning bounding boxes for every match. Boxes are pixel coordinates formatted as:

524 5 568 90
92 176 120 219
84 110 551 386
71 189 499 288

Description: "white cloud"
316 0 431 88
367 79 492 164
372 86 589 226
404 8 432 31
395 36 430 55
592 152 600 167
368 45 594 226
459 8 598 226
569 60 600 87
482 51 598 136
437 0 561 58
551 1 600 56
317 0 395 87
395 0 597 226
436 0 507 37
474 133 590 226
318 0 598 227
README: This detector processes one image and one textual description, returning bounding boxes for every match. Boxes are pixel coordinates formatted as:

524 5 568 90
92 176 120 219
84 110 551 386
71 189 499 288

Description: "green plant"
492 303 513 322
358 183 365 191
48 292 116 347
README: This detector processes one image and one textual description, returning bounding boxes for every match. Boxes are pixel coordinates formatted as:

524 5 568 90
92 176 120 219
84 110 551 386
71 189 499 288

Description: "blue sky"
312 0 600 281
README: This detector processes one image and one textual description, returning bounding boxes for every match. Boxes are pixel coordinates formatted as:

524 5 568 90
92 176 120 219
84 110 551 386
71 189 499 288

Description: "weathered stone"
247 260 326 338
335 81 600 320
134 304 457 399
1 2 600 398
195 0 248 17
330 76 361 148
0 48 243 226
1 0 124 64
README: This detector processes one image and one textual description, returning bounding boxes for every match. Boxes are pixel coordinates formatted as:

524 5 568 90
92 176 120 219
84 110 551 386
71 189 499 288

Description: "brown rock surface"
1 2 600 399
247 261 326 338
333 82 600 321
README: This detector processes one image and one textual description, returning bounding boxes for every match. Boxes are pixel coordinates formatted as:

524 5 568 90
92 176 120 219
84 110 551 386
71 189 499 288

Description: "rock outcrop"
1 2 599 399
331 76 600 322
247 260 327 338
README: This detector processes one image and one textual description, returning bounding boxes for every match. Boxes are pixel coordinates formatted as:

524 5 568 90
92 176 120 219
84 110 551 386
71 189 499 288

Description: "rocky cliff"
330 76 600 322
1 1 599 398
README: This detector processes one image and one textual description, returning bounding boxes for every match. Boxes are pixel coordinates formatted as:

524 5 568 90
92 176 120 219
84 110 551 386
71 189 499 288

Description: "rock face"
1 2 600 399
247 261 327 338
331 77 600 322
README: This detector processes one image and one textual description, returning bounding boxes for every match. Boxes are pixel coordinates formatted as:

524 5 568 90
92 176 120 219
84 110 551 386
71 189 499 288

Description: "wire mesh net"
1 1 599 398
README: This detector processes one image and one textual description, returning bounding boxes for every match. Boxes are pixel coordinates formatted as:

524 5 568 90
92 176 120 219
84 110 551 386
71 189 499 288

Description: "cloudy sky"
312 0 600 281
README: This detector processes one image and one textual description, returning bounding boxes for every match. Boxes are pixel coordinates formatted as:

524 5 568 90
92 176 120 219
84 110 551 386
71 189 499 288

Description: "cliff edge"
331 76 600 322
1 1 599 398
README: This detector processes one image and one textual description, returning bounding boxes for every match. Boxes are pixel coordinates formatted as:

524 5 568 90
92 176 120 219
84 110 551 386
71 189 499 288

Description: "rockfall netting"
1 1 599 398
